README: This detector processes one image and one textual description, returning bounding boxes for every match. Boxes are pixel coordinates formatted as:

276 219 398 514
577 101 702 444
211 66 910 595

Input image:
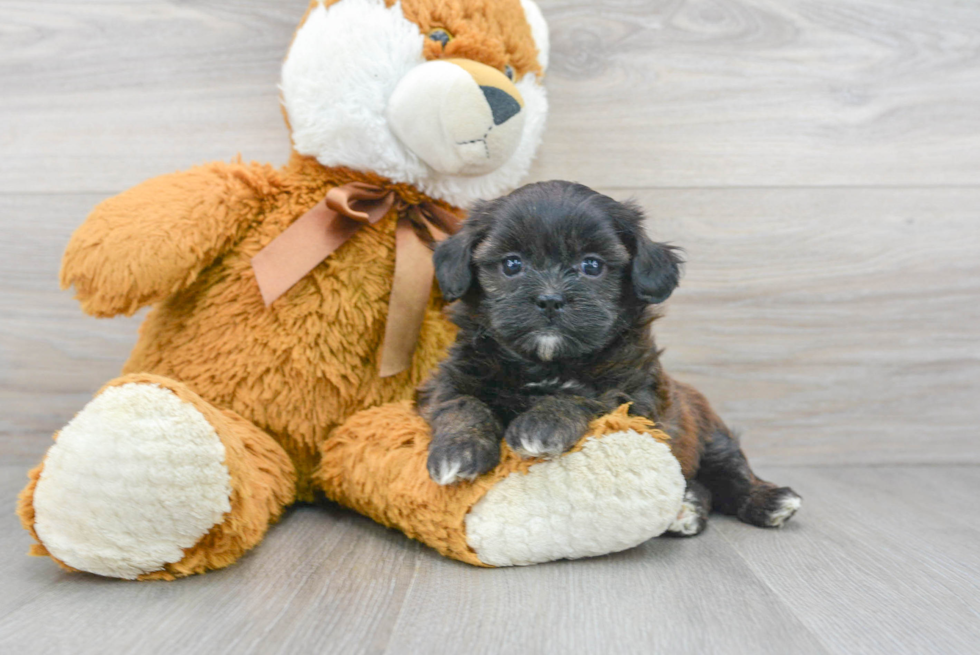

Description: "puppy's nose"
481 85 521 125
536 293 565 313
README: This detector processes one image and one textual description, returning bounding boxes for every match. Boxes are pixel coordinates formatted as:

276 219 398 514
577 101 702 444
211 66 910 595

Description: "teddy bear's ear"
520 0 550 71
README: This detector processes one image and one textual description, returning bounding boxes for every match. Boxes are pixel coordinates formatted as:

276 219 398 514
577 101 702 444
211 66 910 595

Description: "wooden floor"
2 1 979 653
0 463 977 655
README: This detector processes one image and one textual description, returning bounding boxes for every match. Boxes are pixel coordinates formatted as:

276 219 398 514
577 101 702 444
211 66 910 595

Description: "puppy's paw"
665 484 711 537
504 411 583 459
427 438 500 485
738 486 802 528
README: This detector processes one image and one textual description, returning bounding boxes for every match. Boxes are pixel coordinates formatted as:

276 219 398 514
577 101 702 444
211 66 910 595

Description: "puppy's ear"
632 235 683 304
608 198 684 304
433 224 479 302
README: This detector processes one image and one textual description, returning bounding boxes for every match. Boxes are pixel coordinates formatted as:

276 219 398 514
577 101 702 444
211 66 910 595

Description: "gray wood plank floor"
1 464 977 655
2 1 978 653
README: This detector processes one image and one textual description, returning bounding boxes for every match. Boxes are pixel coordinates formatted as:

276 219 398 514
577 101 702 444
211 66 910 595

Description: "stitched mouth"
455 125 493 159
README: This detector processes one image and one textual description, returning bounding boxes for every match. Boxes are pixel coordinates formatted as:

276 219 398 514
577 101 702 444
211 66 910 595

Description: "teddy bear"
17 0 686 580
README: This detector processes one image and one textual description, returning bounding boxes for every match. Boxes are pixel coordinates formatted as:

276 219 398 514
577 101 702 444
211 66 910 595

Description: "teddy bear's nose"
386 58 526 175
480 86 521 125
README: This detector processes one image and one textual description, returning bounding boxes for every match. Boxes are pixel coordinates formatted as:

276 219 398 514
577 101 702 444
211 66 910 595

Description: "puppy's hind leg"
665 479 711 537
697 427 801 528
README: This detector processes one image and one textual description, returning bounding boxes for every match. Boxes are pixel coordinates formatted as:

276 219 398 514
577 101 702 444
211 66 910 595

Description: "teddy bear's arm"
61 161 280 317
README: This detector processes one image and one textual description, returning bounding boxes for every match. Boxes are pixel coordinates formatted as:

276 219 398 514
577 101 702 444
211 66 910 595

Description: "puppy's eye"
581 257 605 277
504 65 515 81
428 28 452 48
501 255 523 277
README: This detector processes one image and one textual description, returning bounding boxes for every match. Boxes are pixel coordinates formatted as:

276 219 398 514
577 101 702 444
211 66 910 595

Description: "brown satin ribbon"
251 182 462 377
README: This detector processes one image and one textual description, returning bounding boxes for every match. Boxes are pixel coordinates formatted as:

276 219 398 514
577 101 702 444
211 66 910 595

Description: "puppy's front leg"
505 395 602 458
426 396 503 485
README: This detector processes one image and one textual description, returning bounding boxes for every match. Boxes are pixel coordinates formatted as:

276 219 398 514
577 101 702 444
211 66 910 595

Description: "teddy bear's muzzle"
386 58 526 176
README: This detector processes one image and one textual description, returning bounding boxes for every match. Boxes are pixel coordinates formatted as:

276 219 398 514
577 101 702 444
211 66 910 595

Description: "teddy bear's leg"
314 401 685 567
17 373 296 580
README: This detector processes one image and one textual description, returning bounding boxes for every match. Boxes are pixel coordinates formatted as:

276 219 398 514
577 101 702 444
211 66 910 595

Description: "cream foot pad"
465 430 685 566
32 383 233 579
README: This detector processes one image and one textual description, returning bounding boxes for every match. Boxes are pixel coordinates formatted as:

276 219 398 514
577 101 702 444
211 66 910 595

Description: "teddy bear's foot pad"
464 430 685 566
32 383 233 579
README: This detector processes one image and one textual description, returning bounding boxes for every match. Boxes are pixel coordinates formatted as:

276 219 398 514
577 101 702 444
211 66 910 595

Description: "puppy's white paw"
431 458 469 486
669 499 705 536
426 438 500 485
504 410 583 460
666 486 709 537
739 486 802 527
766 492 802 527
515 437 560 459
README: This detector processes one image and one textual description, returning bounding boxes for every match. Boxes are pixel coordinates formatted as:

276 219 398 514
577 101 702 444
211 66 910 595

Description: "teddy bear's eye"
428 28 452 48
504 65 515 81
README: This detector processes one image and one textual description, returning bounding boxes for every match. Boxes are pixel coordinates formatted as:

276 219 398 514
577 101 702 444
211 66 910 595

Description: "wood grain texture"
715 466 980 654
531 0 980 187
4 190 977 466
2 1 979 653
383 525 827 655
2 464 978 654
628 186 980 466
6 0 980 191
0 0 295 194
0 195 142 463
0 501 422 655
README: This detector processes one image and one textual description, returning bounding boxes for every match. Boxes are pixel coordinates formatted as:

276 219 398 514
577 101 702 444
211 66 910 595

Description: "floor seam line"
714 526 836 655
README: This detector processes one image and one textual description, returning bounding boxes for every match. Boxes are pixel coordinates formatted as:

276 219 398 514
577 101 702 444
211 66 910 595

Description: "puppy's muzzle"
536 293 565 317
386 58 526 176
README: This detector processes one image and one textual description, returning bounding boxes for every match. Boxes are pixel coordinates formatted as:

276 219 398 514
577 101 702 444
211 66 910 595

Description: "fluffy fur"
17 0 690 577
419 181 802 531
318 401 684 566
18 0 684 577
465 427 684 566
19 373 296 580
283 0 549 208
58 158 458 503
30 382 233 579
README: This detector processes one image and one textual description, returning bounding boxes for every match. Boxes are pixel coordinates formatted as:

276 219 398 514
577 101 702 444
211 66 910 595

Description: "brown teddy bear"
17 0 685 580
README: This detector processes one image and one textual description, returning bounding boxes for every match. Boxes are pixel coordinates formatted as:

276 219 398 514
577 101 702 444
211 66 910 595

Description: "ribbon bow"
251 182 462 377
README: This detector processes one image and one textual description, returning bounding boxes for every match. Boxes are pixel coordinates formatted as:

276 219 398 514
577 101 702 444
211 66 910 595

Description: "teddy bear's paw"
464 429 686 566
31 383 233 579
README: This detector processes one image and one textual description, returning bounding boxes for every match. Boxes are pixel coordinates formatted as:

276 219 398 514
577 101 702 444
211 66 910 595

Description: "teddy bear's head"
281 0 549 207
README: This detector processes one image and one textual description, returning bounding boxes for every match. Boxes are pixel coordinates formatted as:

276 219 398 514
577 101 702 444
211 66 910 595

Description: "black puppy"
417 181 800 534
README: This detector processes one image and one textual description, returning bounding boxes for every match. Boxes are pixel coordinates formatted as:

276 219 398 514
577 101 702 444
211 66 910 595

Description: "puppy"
417 181 801 534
